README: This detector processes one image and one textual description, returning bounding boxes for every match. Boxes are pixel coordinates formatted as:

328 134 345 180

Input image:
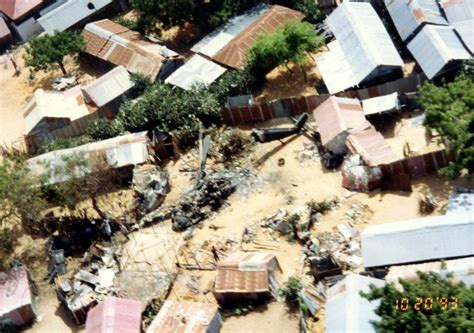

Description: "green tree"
0 154 46 223
418 73 474 178
87 119 125 141
361 272 474 332
248 21 324 82
24 31 85 75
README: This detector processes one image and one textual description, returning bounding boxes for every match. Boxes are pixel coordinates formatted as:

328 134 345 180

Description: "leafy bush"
129 72 152 97
279 276 304 306
210 128 254 163
306 198 338 215
39 136 92 154
210 68 255 104
86 119 125 140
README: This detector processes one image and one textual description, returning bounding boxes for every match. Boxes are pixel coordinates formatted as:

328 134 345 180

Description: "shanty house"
386 257 474 287
326 273 384 333
166 4 303 90
0 0 47 43
347 127 399 167
0 266 36 328
213 252 282 303
81 66 134 115
0 17 12 45
312 96 371 155
85 296 142 333
83 19 181 82
22 86 92 137
384 0 448 42
407 25 471 79
27 131 150 185
315 2 403 94
146 300 222 333
440 0 474 53
361 213 474 268
38 0 127 36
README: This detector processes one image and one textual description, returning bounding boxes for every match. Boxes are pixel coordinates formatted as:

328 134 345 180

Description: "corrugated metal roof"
146 300 220 333
192 4 270 57
361 213 474 267
0 16 11 39
83 19 178 81
440 0 474 53
407 25 471 79
440 0 473 23
362 92 399 116
191 5 303 69
164 54 227 90
0 266 32 320
312 96 371 146
0 0 43 21
447 193 474 215
82 66 133 107
22 87 90 135
37 0 112 34
27 131 149 185
384 0 448 41
386 257 474 286
85 296 142 333
326 273 384 333
324 2 403 87
314 40 358 94
347 127 400 167
214 252 279 294
211 5 304 69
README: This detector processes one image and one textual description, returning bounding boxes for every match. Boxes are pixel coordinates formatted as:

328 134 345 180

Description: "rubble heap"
56 244 120 324
133 164 170 212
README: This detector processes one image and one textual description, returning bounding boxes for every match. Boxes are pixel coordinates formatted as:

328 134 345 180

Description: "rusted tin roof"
214 252 279 294
83 19 179 81
85 296 142 333
211 5 303 69
0 16 11 39
347 127 399 167
313 96 371 146
0 0 43 21
146 300 221 333
0 266 33 326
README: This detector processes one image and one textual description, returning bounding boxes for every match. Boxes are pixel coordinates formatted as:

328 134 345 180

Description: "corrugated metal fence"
221 73 427 125
381 149 455 179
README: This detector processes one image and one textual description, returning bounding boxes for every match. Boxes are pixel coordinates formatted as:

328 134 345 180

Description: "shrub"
279 276 304 306
129 72 152 97
86 119 124 140
39 136 92 154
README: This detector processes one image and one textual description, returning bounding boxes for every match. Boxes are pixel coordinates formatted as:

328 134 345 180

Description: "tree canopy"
248 21 324 82
418 70 474 178
24 31 84 75
0 154 46 223
361 272 474 332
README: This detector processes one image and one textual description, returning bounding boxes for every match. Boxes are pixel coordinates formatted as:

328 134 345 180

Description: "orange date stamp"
395 297 459 311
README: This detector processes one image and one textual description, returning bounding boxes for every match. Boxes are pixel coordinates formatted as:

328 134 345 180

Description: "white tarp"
362 92 399 116
361 213 474 267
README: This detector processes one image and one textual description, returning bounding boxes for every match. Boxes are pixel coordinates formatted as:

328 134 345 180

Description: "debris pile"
133 164 170 212
344 203 372 224
294 143 319 164
261 198 339 238
179 236 238 269
56 244 120 324
419 191 438 215
171 168 261 231
341 155 381 192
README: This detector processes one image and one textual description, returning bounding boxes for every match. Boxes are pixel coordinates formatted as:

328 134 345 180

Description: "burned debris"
133 164 170 212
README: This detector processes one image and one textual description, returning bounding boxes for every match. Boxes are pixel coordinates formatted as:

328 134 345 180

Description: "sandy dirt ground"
16 114 472 333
